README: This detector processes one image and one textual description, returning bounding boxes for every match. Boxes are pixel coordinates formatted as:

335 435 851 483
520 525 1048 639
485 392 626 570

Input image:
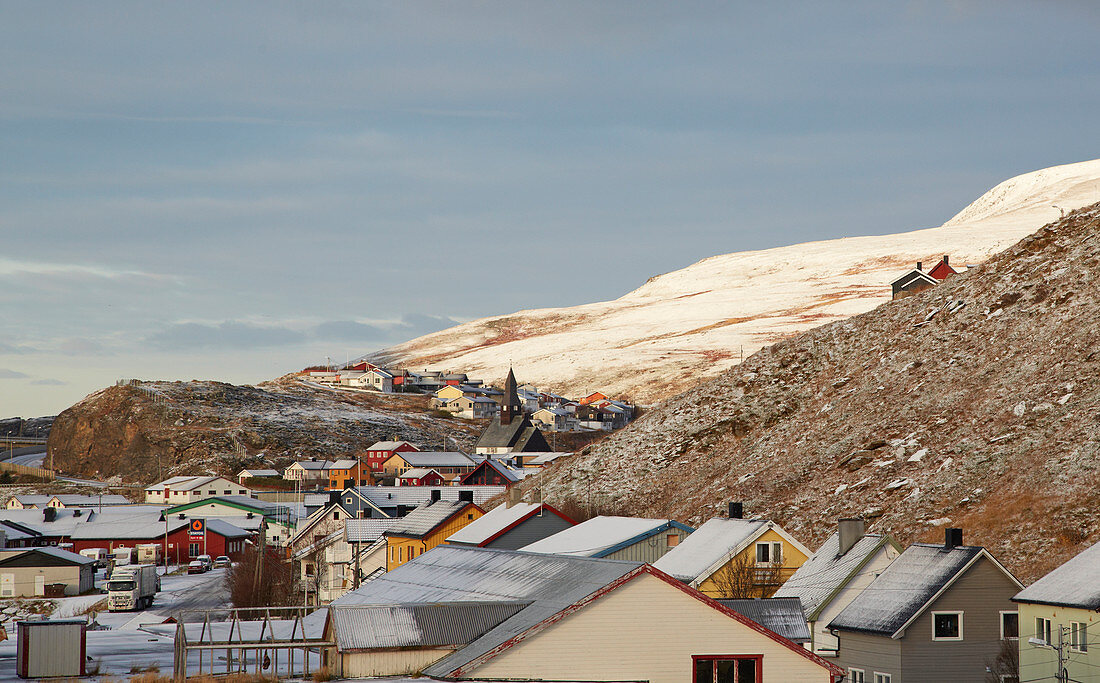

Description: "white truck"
107 564 160 611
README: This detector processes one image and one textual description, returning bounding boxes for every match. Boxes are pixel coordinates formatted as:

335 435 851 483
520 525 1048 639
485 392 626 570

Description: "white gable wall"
466 572 833 683
811 542 900 656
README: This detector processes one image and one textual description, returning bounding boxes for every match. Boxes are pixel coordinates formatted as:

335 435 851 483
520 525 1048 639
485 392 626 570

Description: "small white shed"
16 619 86 678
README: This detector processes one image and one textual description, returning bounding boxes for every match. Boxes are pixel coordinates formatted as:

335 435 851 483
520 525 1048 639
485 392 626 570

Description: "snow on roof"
397 467 439 479
773 532 896 619
353 485 506 509
71 517 190 540
367 441 413 450
144 475 228 492
526 452 570 465
652 518 767 582
392 451 475 467
49 494 131 506
384 500 479 539
328 601 528 651
329 459 359 469
1013 539 1100 610
322 545 642 677
237 468 280 477
0 546 96 566
288 460 333 471
828 543 985 636
519 516 691 558
344 519 401 543
717 597 810 643
445 503 544 546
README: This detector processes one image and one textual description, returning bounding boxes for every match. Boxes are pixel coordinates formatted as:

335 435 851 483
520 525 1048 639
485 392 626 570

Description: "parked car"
196 554 214 571
187 560 205 575
213 556 231 569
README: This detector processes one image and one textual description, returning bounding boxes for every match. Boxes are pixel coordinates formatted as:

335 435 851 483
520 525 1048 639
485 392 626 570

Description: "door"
0 574 13 597
34 575 45 596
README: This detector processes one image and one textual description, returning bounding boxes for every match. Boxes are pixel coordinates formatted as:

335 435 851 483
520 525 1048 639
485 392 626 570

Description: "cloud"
313 320 387 342
30 378 66 386
395 314 460 338
57 338 105 355
147 321 307 350
0 257 169 283
0 369 28 379
0 342 33 355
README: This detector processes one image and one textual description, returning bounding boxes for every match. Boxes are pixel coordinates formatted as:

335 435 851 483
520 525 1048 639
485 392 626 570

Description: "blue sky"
2 1 1099 417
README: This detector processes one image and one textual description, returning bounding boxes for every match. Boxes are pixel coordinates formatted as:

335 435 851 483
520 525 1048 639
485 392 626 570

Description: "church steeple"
500 368 521 425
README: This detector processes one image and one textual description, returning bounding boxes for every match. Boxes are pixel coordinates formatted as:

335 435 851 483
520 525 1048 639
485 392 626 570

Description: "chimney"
396 504 411 517
507 487 522 508
942 255 949 266
838 518 865 556
328 491 341 506
728 502 743 519
43 508 56 523
458 490 474 503
945 528 963 549
430 489 442 503
916 261 923 271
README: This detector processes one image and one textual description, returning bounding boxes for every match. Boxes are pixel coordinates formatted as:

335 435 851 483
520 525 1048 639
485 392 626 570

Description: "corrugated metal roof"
71 517 190 540
353 485 506 509
1013 539 1100 609
392 452 475 468
384 500 478 539
344 518 400 543
652 518 767 582
0 546 96 566
445 503 543 546
397 468 438 479
519 516 687 557
320 545 643 676
773 532 894 619
329 601 529 651
717 597 810 643
827 543 983 635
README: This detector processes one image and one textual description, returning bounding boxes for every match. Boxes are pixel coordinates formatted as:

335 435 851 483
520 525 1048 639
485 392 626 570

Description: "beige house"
0 547 96 597
283 460 334 483
321 545 844 682
1013 539 1100 683
144 476 251 505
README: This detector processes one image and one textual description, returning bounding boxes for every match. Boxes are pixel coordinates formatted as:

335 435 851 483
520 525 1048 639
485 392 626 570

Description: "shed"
17 619 86 678
0 547 96 597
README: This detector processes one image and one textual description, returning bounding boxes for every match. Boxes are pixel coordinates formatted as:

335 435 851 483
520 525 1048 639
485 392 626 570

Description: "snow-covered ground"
0 566 232 681
371 159 1100 403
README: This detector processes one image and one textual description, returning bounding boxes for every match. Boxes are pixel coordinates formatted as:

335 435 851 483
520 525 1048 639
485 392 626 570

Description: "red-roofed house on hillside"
363 440 419 472
927 255 961 281
578 391 609 406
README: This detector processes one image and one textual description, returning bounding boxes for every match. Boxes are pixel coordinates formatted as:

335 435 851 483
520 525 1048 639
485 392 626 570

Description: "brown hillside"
48 377 480 483
530 203 1100 581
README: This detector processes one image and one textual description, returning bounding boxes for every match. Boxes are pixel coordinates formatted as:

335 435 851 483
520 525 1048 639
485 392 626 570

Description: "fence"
0 462 55 481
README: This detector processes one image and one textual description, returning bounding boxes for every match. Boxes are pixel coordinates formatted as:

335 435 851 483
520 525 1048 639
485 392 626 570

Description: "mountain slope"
527 202 1100 581
371 159 1100 403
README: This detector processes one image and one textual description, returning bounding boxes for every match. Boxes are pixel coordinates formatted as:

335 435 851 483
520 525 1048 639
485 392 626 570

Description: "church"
473 369 551 454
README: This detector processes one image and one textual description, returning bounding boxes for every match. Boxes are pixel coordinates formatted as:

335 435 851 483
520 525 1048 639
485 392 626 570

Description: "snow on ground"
372 159 1100 403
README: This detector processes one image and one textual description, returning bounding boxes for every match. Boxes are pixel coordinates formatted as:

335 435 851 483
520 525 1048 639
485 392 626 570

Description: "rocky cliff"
48 377 481 482
529 203 1100 581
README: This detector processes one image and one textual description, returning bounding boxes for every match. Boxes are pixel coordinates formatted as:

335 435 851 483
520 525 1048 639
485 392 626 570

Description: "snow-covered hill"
369 159 1100 403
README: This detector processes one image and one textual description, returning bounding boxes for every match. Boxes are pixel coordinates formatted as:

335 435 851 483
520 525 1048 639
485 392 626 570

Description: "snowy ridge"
370 160 1100 403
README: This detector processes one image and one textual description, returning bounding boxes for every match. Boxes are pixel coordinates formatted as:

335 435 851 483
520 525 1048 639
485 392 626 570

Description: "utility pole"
254 516 267 600
1029 625 1072 683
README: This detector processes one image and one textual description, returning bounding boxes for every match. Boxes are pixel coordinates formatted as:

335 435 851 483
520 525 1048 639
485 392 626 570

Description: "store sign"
189 519 205 540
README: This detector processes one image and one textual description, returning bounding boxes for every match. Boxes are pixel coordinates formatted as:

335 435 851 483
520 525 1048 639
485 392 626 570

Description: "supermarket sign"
189 519 205 540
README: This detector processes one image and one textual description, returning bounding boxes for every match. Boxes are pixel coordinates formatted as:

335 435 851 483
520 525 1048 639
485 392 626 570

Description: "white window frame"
755 541 781 565
1070 621 1088 652
1000 611 1019 640
849 668 865 683
1035 617 1052 645
873 673 891 683
931 611 964 641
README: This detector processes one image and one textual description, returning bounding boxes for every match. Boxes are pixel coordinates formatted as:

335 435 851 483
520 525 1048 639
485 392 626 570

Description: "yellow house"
653 511 811 598
434 385 478 401
384 497 483 571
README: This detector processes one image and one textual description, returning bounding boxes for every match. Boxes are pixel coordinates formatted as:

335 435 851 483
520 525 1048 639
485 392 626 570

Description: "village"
0 348 1094 683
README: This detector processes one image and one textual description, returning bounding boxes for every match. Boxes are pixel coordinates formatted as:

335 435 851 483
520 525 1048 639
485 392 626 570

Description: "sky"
2 1 1099 418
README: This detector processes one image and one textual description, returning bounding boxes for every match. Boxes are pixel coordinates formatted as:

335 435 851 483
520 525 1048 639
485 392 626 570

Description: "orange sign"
189 518 205 539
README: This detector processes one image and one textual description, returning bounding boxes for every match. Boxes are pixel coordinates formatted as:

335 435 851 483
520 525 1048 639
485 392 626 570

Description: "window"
305 563 314 576
667 534 680 547
755 542 781 565
332 511 339 520
1035 617 1052 645
189 542 200 557
849 668 865 683
873 674 891 683
693 656 760 683
398 546 403 562
346 498 353 505
1000 612 1019 640
932 612 963 641
1070 621 1088 652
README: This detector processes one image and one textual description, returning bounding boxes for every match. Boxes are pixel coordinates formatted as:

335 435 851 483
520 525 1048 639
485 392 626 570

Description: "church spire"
500 368 521 425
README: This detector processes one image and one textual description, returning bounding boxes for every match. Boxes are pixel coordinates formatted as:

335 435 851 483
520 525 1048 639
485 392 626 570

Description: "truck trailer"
107 564 160 611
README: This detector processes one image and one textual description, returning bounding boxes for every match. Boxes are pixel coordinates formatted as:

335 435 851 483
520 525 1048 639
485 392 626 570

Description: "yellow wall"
1018 603 1100 683
469 571 834 683
386 507 483 571
695 528 809 598
435 385 467 400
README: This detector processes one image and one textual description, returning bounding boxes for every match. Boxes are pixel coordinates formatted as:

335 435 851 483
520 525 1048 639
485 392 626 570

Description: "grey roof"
384 500 480 539
205 518 251 538
325 545 643 677
351 485 507 509
71 517 190 540
1013 539 1100 609
717 598 811 643
520 516 692 558
344 518 400 543
828 543 984 635
474 415 551 453
652 517 767 582
367 441 414 450
50 495 132 506
773 532 897 619
397 467 440 479
328 601 529 651
446 503 556 546
0 546 96 567
391 451 475 468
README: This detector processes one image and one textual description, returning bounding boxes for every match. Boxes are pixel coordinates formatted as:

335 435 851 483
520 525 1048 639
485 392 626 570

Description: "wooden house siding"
470 572 833 683
331 647 453 678
695 527 810 598
810 542 900 655
386 508 483 571
602 527 692 563
835 631 902 681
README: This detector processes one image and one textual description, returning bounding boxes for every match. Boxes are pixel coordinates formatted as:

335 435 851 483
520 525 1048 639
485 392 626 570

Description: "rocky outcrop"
530 203 1100 581
48 378 480 482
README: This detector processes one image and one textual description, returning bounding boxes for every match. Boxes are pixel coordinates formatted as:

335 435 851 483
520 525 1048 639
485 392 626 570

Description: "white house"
144 476 251 505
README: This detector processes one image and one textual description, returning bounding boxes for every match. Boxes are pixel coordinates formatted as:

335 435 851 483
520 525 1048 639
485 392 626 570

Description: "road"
93 566 231 630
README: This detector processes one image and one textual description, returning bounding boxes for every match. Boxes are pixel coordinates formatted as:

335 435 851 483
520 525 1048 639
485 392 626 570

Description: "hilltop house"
653 503 812 598
320 545 845 682
144 476 251 505
283 459 334 484
773 518 903 656
474 369 551 454
890 256 962 300
520 515 694 564
828 529 1023 683
383 491 483 571
1012 538 1100 683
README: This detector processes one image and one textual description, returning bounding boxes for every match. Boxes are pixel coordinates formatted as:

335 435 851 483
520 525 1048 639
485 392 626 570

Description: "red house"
460 459 525 487
927 255 960 281
396 468 446 487
363 440 419 472
69 517 252 565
